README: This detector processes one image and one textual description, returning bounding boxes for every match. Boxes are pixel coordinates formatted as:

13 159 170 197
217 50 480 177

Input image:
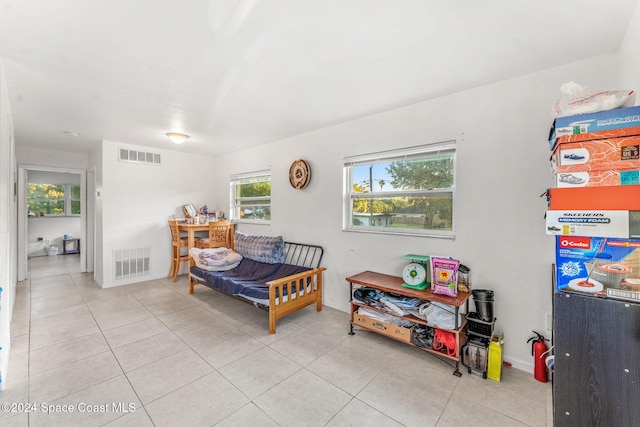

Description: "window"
344 141 456 238
230 170 271 223
27 183 81 217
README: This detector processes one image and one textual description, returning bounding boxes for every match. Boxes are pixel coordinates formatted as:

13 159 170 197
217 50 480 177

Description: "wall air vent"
119 148 161 165
114 247 151 280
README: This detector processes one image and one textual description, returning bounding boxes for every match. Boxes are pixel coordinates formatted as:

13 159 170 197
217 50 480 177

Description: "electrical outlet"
545 313 553 330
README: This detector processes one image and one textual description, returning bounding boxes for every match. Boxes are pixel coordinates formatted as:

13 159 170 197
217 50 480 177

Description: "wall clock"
289 159 311 190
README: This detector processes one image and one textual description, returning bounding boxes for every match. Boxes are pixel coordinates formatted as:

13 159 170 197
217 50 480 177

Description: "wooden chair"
168 220 189 282
195 220 232 249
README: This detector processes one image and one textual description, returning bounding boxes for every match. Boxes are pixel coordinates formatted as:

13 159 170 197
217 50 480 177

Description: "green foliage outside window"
346 143 455 236
28 183 81 216
231 173 271 222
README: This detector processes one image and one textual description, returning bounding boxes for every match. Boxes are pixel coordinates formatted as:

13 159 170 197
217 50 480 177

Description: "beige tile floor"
1 254 552 426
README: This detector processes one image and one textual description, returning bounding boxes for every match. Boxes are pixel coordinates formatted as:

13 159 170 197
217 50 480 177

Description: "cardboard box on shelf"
353 314 412 344
551 135 640 172
547 185 640 210
554 125 640 147
555 236 640 302
554 169 640 188
546 210 640 238
549 106 640 149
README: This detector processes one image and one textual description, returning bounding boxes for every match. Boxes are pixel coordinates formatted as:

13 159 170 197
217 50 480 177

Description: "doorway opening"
17 165 94 281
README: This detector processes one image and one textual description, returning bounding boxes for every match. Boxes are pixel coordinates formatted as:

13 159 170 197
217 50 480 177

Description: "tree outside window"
344 141 455 237
230 171 271 223
28 183 81 216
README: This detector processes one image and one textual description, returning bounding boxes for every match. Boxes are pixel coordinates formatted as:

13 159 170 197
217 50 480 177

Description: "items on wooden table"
183 204 197 218
174 221 236 264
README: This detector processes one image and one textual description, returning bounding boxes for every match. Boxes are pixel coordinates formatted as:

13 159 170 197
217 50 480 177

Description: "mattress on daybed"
190 257 312 304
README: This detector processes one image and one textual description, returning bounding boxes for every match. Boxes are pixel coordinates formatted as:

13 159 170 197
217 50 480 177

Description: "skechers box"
555 236 640 302
551 135 640 171
546 210 640 238
549 106 640 150
554 169 640 187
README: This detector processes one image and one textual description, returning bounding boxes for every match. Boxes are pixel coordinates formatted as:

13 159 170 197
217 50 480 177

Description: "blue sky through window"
353 163 395 192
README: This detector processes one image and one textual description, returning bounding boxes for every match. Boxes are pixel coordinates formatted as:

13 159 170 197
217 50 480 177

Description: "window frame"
343 141 456 239
229 169 272 224
27 183 81 217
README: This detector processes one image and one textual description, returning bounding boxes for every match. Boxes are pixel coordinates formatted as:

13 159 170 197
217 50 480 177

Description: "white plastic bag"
421 302 462 330
551 81 636 118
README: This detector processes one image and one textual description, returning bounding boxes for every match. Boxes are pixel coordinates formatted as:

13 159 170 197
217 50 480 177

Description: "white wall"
619 0 640 92
17 146 89 170
211 53 621 372
98 140 216 287
89 144 103 283
0 63 16 390
27 217 81 257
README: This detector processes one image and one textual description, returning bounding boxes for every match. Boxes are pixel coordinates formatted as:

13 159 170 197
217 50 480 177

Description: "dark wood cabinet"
553 292 640 426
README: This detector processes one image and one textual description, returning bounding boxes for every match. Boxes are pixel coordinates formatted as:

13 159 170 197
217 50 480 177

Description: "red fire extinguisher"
527 331 549 383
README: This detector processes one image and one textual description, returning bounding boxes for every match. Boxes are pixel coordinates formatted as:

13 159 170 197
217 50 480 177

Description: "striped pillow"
234 232 285 264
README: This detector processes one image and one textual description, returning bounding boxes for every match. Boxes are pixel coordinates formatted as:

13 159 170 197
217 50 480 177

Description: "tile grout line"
68 265 158 426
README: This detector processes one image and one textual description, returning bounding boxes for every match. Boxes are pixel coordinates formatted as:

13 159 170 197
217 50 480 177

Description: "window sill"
28 215 81 219
343 227 455 239
233 219 271 225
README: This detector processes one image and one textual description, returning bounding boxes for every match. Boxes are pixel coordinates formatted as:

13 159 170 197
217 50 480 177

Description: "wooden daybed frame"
188 241 326 334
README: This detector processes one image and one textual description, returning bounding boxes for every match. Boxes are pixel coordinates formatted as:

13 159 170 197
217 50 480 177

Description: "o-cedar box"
555 236 640 302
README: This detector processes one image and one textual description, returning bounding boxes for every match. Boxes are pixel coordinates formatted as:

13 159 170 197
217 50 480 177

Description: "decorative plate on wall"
289 159 311 189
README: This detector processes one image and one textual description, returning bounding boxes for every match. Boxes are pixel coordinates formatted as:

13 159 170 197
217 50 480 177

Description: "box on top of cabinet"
549 106 640 150
555 236 640 302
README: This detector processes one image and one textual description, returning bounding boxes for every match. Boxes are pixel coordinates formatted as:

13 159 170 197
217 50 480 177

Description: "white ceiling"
1 0 638 157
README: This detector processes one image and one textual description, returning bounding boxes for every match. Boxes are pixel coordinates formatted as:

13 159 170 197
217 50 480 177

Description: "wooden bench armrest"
266 267 326 333
265 267 326 287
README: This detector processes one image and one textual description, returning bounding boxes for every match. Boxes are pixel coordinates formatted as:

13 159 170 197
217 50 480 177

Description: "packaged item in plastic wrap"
551 81 635 119
431 256 459 297
422 302 462 330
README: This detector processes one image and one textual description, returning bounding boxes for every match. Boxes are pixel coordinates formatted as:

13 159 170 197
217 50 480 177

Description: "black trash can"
472 289 494 322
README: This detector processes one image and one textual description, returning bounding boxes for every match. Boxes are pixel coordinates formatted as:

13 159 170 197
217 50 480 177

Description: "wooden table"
177 221 235 250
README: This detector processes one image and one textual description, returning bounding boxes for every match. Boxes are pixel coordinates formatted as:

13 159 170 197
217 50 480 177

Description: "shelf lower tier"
351 313 467 363
351 300 466 333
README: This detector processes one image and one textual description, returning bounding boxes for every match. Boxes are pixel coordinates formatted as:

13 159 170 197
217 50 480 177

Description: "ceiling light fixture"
166 132 189 144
